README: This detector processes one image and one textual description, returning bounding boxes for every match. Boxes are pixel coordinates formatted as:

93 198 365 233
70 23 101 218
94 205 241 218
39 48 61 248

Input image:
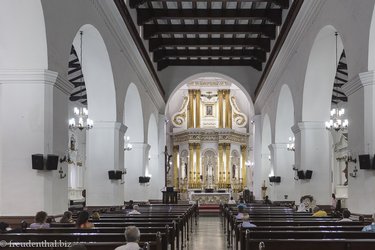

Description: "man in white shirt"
128 205 141 215
228 197 236 205
115 226 141 250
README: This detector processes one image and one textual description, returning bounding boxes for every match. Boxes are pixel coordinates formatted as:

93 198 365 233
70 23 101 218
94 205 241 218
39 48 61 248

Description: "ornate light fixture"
124 136 133 151
69 31 93 131
287 137 295 151
325 32 348 131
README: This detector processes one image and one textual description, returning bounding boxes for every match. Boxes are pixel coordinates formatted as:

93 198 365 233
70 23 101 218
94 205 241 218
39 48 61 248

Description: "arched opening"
274 84 296 201
301 25 347 205
260 114 273 200
146 114 161 200
165 74 253 199
123 83 145 201
69 24 118 206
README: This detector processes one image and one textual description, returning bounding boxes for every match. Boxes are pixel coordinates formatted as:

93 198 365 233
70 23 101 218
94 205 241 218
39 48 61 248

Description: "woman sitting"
60 211 74 223
30 211 50 229
76 211 93 229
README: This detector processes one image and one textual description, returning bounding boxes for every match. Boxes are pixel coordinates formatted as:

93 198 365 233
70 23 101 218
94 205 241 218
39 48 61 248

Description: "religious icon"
70 134 76 151
206 105 213 116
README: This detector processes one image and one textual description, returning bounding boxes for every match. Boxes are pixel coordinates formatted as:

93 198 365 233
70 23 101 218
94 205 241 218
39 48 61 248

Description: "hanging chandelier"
325 32 348 132
68 31 93 131
287 137 295 151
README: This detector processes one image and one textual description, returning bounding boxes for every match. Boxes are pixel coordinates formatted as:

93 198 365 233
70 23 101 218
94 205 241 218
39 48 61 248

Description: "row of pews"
221 204 375 250
1 204 198 250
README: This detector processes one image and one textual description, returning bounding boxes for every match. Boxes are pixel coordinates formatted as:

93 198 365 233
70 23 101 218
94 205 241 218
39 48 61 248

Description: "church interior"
1 0 375 249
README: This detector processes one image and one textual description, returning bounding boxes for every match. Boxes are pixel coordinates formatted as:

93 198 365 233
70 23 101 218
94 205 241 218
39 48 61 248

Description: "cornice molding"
291 121 325 134
95 1 165 111
255 0 325 111
342 71 375 96
0 69 73 95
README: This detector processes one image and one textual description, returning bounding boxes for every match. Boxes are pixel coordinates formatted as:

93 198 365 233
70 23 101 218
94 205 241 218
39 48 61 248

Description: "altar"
190 192 230 205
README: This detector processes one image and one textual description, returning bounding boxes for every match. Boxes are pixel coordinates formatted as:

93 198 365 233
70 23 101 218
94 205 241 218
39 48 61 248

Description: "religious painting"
206 105 213 116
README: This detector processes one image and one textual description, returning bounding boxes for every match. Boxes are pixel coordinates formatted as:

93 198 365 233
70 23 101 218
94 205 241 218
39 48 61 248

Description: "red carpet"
199 204 220 216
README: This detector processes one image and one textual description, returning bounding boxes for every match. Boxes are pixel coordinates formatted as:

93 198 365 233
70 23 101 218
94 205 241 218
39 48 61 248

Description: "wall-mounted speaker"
297 170 305 180
32 154 44 170
269 176 276 182
108 170 122 180
274 176 281 183
305 170 313 179
359 154 371 169
46 154 59 170
139 176 150 183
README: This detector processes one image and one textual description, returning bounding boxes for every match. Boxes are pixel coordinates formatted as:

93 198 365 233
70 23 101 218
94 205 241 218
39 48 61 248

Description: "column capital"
91 121 127 133
268 143 287 152
240 145 247 151
342 71 375 96
173 145 179 151
291 121 325 135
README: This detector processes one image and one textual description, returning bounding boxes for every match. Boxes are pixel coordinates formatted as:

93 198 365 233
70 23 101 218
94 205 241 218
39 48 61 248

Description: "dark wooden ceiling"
129 0 291 71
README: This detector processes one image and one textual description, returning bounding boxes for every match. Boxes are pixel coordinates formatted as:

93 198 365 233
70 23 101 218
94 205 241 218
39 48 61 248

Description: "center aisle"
187 216 227 250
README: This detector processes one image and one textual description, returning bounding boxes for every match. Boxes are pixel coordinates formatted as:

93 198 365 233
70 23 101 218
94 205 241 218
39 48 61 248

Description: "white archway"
302 25 344 121
0 0 47 69
274 84 296 201
123 83 145 201
260 114 273 199
146 114 161 199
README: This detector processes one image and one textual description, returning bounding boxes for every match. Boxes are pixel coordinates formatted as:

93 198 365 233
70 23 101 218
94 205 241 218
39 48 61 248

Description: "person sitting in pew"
60 211 74 223
76 211 94 229
338 209 352 222
241 214 257 228
236 205 245 220
312 206 328 217
128 205 141 215
123 200 134 210
362 213 375 232
263 195 272 205
91 211 100 221
228 196 236 205
238 197 246 207
115 226 141 250
30 211 50 229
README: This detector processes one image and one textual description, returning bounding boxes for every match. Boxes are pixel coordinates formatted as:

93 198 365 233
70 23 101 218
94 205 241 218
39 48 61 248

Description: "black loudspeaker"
297 170 305 179
46 154 59 170
108 170 116 180
115 171 122 179
305 170 313 179
274 176 281 183
269 176 276 182
359 154 371 169
139 176 150 183
32 154 44 170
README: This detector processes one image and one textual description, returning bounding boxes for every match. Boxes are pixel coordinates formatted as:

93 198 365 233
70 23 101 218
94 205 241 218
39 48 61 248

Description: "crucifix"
164 145 172 187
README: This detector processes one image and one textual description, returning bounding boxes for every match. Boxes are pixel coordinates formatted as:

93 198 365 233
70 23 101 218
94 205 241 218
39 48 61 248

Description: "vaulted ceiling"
128 0 291 72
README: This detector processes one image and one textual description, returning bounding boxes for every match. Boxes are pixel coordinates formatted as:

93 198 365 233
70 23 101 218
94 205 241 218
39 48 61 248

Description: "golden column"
188 143 194 188
218 143 224 187
196 144 201 187
225 90 232 128
225 143 231 186
195 90 201 128
218 90 224 128
173 145 179 189
241 145 247 189
188 90 195 128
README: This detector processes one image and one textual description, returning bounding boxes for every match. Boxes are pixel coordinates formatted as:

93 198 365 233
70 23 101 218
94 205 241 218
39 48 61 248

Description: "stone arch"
166 72 254 117
302 25 344 122
146 113 162 199
123 82 145 201
261 114 273 198
0 0 48 69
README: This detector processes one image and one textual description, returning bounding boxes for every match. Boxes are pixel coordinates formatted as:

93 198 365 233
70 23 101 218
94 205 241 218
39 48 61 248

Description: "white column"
252 115 263 199
342 71 375 213
0 69 71 215
292 121 331 205
268 143 296 202
86 121 126 206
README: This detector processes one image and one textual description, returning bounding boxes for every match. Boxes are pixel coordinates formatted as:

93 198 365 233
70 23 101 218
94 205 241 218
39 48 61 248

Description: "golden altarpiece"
169 80 250 202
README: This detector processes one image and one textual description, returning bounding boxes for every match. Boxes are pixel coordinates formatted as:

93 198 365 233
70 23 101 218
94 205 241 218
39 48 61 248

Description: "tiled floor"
186 216 227 250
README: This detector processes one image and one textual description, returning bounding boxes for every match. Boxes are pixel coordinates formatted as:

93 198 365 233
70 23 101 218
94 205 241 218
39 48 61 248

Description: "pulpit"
162 191 178 204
